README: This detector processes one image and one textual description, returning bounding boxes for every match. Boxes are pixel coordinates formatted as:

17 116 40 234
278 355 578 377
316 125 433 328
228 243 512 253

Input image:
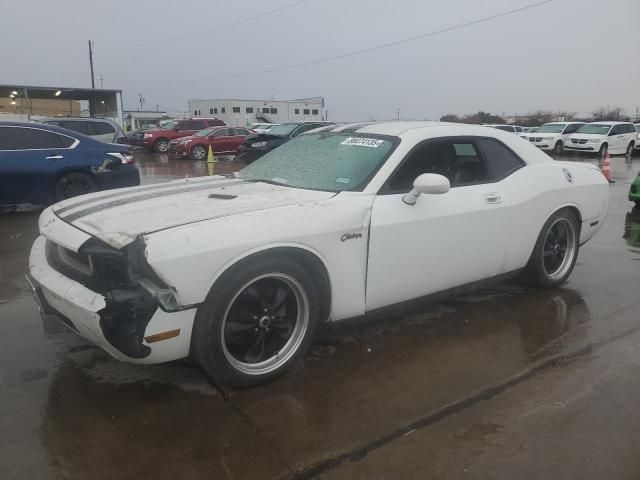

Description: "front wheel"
522 209 579 288
553 141 563 155
599 143 608 157
191 144 207 160
192 255 320 387
154 138 170 153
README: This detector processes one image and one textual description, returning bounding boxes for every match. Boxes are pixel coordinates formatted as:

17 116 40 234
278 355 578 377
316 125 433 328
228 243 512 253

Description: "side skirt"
332 269 523 326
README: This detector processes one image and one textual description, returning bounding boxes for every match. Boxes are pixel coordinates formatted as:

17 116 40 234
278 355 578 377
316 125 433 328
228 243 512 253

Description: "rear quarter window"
477 138 525 180
0 127 64 150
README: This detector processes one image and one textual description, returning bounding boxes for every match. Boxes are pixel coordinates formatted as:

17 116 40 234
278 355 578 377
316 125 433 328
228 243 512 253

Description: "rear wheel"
626 142 635 156
192 255 320 387
191 144 207 160
154 138 170 153
54 172 98 202
522 209 579 288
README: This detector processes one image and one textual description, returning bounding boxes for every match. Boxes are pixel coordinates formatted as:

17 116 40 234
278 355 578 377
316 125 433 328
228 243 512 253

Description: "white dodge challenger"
28 122 609 386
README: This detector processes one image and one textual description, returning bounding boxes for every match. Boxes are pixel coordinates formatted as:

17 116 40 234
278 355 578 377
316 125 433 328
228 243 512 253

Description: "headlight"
143 133 153 138
589 139 600 143
251 141 268 148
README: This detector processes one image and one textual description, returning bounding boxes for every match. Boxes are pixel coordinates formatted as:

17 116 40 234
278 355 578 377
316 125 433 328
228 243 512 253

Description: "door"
0 126 74 205
365 138 515 311
229 128 251 152
177 120 205 137
608 125 624 153
208 128 233 153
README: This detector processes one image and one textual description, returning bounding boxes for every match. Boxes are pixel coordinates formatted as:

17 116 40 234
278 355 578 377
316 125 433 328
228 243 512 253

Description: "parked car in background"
40 117 126 144
0 122 139 207
484 124 526 137
125 126 155 146
525 122 584 154
635 124 640 150
565 122 637 156
249 123 279 134
27 122 608 386
235 121 334 164
169 127 254 160
134 118 226 153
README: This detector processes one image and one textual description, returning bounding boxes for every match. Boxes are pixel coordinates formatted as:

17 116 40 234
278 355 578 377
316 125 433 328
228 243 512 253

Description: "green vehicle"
630 172 640 206
624 208 640 251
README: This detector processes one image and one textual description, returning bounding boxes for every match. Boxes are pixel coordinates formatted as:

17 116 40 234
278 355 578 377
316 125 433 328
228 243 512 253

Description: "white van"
525 122 584 154
565 122 637 156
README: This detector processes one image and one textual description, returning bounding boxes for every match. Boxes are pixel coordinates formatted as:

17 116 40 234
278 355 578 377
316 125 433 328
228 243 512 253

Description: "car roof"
39 116 117 124
0 121 109 143
0 120 80 134
590 121 630 125
317 121 479 136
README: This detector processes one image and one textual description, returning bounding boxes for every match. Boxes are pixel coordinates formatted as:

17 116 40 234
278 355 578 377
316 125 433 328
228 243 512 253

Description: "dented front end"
29 232 193 363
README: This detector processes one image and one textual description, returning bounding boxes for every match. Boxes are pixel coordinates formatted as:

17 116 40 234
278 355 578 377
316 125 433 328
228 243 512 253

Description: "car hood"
245 133 286 143
569 133 605 140
52 176 335 248
531 133 560 139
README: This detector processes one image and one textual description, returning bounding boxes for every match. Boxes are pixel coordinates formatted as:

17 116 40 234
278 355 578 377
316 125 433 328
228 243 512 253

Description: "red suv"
169 127 254 160
137 118 225 153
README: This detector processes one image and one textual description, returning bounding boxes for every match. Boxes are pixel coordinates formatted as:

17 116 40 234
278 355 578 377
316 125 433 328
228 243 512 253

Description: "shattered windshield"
237 133 397 192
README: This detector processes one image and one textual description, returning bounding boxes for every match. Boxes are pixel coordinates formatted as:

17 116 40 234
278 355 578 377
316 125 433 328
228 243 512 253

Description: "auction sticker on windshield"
341 137 384 148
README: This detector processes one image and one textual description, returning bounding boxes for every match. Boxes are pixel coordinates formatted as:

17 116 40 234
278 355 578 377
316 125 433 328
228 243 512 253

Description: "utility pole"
88 40 96 89
396 108 400 120
100 75 103 88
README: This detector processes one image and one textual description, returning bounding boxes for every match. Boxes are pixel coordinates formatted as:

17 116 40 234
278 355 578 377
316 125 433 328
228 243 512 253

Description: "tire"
54 172 98 202
626 142 634 156
599 143 608 157
191 144 207 161
154 138 170 153
553 141 563 155
192 255 320 387
522 209 579 289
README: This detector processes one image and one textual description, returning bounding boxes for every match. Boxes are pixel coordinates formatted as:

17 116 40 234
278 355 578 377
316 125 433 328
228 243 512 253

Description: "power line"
178 0 555 82
130 0 310 46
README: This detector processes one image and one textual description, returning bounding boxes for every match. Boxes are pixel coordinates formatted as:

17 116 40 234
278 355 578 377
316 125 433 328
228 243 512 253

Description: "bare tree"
591 107 625 122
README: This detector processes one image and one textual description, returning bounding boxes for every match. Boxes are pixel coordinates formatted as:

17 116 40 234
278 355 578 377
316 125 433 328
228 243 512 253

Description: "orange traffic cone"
601 151 613 183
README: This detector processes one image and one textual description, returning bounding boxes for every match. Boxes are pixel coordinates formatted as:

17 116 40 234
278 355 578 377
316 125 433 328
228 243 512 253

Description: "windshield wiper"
243 178 290 187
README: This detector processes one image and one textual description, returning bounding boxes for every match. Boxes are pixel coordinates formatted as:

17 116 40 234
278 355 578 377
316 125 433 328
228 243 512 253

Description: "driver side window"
385 140 492 193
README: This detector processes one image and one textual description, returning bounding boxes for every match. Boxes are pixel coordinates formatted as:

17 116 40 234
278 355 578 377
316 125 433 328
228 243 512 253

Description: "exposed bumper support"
28 235 196 364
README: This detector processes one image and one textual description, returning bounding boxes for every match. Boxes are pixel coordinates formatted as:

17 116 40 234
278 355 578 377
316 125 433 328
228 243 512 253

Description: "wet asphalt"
1 151 639 480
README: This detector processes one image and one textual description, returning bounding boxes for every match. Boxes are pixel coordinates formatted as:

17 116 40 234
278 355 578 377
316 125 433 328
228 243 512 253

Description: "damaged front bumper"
28 235 196 364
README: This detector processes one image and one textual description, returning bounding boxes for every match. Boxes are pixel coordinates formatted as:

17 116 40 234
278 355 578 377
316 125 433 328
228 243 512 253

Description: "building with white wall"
187 97 324 126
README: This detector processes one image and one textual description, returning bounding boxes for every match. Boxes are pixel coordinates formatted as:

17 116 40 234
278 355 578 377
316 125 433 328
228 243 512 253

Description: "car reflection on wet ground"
1 151 640 480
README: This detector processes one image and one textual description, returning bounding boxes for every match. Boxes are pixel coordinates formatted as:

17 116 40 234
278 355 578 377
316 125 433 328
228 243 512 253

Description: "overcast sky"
3 0 639 121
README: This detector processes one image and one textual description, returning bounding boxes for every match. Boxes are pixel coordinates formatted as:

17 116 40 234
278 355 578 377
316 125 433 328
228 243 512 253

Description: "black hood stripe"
60 179 246 223
54 176 229 215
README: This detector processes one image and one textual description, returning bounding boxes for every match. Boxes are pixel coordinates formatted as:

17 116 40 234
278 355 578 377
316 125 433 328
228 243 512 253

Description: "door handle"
46 155 64 160
485 192 502 204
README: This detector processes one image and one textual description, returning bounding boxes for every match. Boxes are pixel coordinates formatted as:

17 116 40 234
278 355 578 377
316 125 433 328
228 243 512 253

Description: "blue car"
0 121 140 207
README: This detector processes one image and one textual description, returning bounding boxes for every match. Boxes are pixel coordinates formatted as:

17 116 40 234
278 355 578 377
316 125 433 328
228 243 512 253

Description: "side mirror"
402 173 450 205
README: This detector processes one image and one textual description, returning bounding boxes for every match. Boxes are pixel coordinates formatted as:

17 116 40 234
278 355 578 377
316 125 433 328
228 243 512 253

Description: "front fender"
143 192 375 321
